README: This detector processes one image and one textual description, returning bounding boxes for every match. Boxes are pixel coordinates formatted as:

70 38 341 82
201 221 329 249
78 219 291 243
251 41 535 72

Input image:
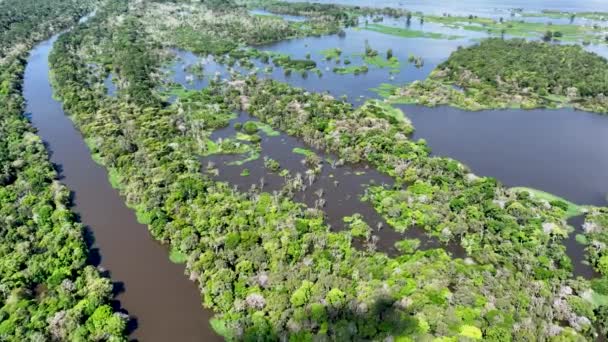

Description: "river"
24 35 220 341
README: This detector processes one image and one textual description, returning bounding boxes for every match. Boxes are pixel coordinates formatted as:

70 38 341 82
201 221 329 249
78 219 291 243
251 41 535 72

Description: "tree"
386 48 393 60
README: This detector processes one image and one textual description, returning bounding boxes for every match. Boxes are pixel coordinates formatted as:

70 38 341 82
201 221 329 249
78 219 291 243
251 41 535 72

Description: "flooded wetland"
11 0 608 340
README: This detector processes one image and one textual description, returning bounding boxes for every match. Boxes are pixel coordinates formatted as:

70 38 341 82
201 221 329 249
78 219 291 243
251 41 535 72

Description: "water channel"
24 34 220 342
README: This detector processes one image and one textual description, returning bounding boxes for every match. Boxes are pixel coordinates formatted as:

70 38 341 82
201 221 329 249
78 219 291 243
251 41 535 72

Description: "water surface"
290 0 608 18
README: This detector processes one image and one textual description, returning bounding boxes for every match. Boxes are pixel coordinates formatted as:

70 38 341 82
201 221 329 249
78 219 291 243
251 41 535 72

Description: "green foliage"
364 23 463 40
320 47 342 61
581 209 608 275
333 64 369 75
344 214 372 239
0 1 127 339
243 121 259 134
391 39 608 113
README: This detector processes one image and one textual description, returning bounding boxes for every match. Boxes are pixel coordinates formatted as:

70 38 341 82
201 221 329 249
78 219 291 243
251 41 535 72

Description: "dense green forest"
0 0 127 340
382 39 608 113
45 1 608 340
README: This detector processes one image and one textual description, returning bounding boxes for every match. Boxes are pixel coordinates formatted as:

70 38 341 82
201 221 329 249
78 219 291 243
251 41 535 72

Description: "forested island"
380 39 608 113
3 0 608 340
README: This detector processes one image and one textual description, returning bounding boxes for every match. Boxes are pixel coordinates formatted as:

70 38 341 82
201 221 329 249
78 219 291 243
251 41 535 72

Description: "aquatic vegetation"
256 122 280 136
292 147 316 156
519 10 608 22
424 14 608 43
332 64 368 74
510 187 586 218
320 47 342 61
383 39 608 113
364 23 463 40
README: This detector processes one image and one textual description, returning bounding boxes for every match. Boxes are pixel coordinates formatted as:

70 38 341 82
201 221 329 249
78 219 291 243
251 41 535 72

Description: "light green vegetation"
240 168 251 176
203 139 221 156
252 12 282 19
362 54 400 71
292 147 315 156
383 39 608 113
169 248 188 263
424 14 608 43
236 132 259 141
511 187 586 218
332 64 368 74
227 150 261 165
359 100 412 127
256 122 280 136
364 23 463 40
371 82 400 98
520 10 608 21
320 47 342 61
343 214 372 239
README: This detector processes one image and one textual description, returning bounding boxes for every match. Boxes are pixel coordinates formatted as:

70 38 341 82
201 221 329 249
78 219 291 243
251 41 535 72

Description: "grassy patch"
333 65 369 75
363 55 400 69
169 248 188 264
203 139 221 156
583 289 608 308
210 318 233 340
236 132 257 142
293 147 315 157
521 10 608 21
370 83 400 98
257 122 280 136
320 47 342 61
240 168 250 176
228 151 261 165
108 168 124 190
364 23 463 40
510 187 584 218
424 15 607 42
